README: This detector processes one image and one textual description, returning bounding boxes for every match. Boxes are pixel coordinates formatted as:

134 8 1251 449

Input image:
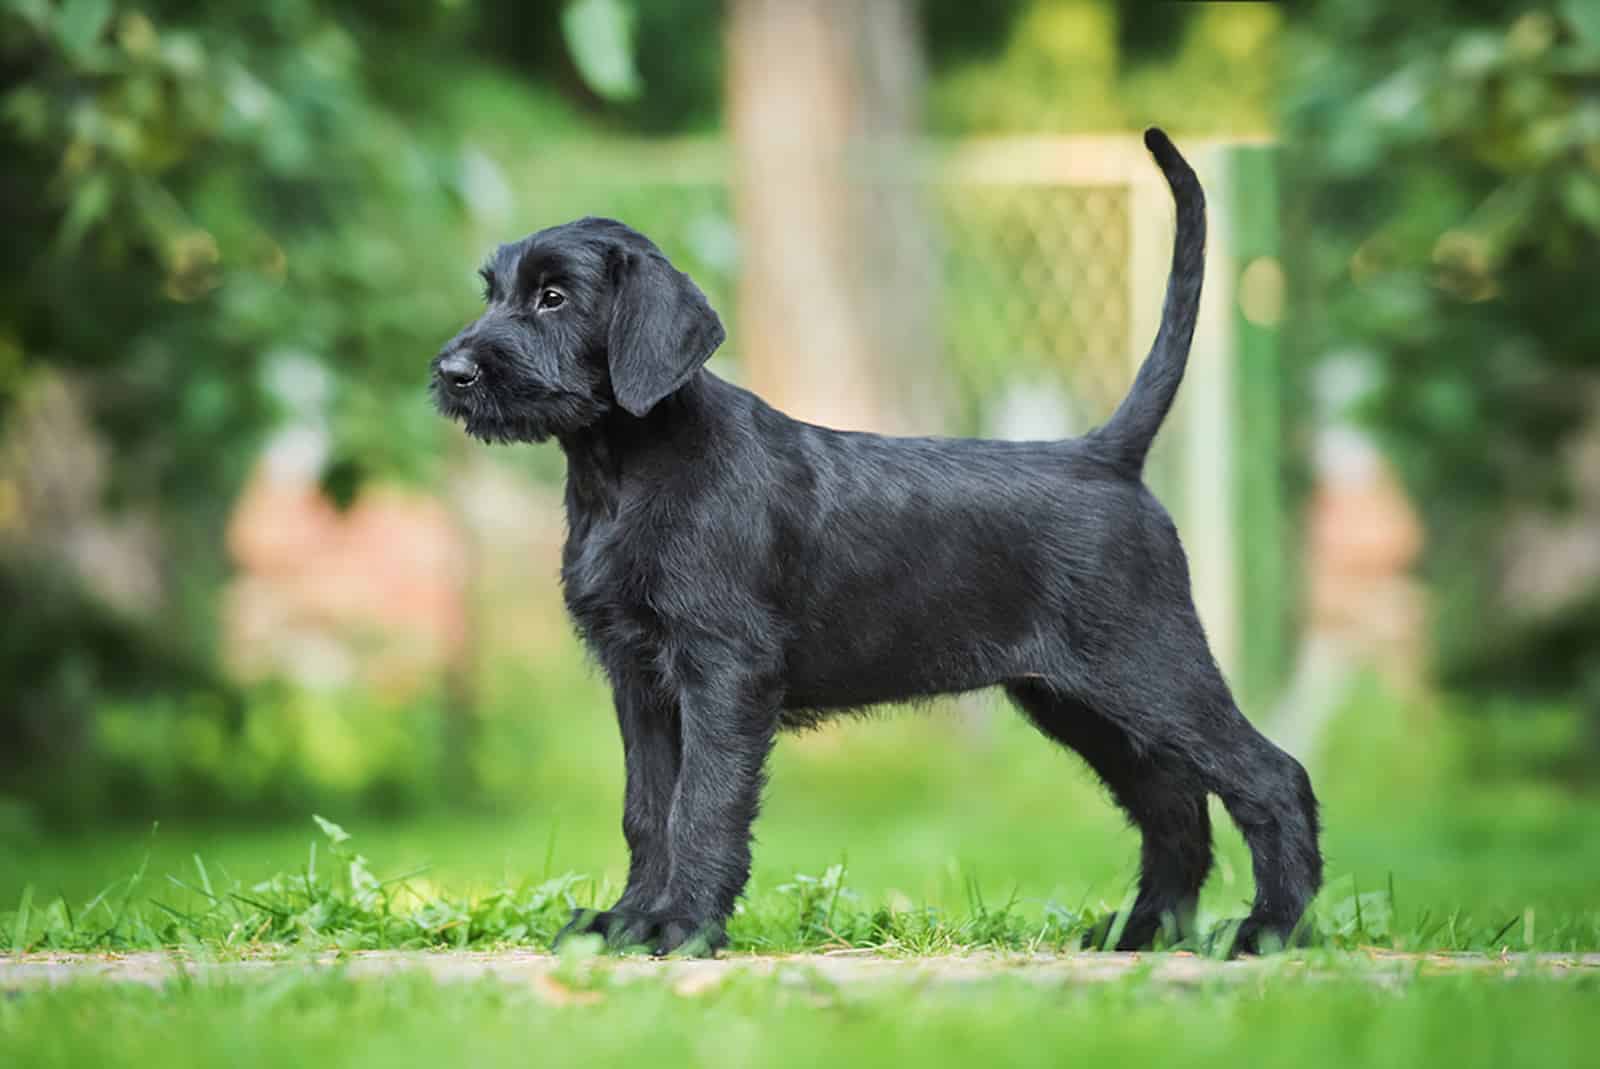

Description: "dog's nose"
437 350 480 389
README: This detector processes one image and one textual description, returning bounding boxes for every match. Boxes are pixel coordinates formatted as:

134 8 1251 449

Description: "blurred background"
1 0 1596 929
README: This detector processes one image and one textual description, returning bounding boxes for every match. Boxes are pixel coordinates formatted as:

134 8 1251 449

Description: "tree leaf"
55 0 113 60
58 173 112 251
561 0 642 102
1563 0 1600 45
1563 172 1600 228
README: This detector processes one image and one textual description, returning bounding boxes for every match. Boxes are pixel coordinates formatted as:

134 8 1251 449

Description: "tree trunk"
726 0 942 434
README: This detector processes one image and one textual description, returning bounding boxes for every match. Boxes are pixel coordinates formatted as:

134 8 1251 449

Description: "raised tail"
1092 128 1206 474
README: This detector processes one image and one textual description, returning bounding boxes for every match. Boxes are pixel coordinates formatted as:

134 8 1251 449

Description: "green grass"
3 967 1597 1069
2 678 1598 1067
4 675 1598 955
2 803 1596 956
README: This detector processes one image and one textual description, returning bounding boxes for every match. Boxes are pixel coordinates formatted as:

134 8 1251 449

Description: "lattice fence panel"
937 182 1132 434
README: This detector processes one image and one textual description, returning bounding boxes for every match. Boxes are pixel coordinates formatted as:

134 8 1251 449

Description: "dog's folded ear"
605 246 726 417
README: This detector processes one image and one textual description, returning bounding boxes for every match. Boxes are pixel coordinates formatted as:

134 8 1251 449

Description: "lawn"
5 674 1598 952
2 964 1593 1069
2 677 1597 1066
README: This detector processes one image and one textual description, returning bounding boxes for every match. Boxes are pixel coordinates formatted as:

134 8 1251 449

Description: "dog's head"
431 217 725 443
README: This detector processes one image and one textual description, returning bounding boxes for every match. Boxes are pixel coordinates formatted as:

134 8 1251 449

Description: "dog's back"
674 127 1207 714
711 381 1176 713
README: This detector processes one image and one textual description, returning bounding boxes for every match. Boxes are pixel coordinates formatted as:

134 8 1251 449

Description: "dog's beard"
463 413 552 445
431 381 602 444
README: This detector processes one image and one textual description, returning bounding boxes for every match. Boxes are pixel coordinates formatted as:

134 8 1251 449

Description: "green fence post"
1226 144 1293 709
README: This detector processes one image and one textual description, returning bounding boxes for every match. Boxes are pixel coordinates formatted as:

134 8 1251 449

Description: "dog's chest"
560 512 667 651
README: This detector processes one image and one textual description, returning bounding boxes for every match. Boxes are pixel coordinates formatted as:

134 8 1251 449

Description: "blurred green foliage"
0 0 1104 823
2 0 481 501
0 0 506 799
0 554 235 799
1284 3 1600 728
3 0 1595 828
929 0 1280 134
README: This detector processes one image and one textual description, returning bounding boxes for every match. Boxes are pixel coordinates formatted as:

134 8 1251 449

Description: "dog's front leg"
554 677 680 948
611 673 777 956
614 684 682 910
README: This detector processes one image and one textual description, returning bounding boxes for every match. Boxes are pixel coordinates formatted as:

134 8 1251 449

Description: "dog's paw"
647 914 725 957
1081 912 1149 951
1079 911 1192 952
552 907 724 957
1206 916 1309 958
554 908 621 949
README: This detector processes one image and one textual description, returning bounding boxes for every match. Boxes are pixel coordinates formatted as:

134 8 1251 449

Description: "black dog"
431 129 1322 956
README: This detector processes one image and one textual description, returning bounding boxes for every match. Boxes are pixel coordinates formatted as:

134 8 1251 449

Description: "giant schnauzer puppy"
431 129 1322 957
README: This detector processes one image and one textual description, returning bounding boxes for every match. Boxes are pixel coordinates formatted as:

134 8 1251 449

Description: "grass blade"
194 854 215 900
1488 915 1519 949
229 892 290 918
12 885 33 952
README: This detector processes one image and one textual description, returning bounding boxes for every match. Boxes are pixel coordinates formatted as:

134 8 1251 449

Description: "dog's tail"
1091 128 1206 475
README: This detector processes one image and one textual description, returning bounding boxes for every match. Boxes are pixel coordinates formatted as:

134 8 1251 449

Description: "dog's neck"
558 371 719 521
559 422 620 521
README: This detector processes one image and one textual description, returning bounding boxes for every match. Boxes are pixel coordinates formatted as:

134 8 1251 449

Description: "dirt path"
4 949 1597 992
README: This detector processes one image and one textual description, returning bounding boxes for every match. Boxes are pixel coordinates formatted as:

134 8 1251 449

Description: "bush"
1284 3 1600 742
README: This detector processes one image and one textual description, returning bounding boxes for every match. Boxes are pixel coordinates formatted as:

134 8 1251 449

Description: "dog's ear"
605 245 725 417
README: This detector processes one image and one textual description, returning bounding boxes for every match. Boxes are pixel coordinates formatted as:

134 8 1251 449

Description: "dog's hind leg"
1008 679 1213 949
1193 695 1323 954
1067 635 1323 955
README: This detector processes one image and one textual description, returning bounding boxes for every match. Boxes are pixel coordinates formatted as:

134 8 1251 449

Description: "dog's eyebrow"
514 249 577 293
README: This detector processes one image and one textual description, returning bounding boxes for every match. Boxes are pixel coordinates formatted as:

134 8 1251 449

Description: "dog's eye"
537 288 566 311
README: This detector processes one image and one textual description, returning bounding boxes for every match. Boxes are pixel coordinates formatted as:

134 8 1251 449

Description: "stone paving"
4 949 1597 992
